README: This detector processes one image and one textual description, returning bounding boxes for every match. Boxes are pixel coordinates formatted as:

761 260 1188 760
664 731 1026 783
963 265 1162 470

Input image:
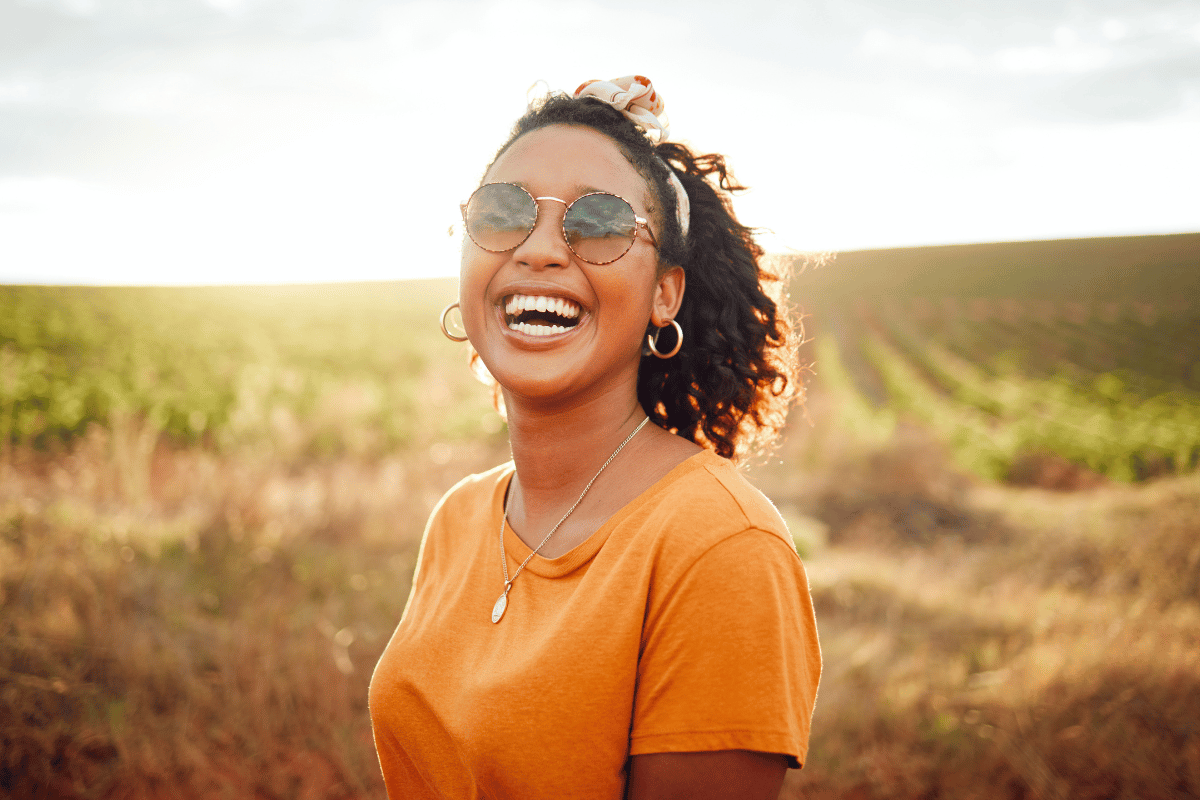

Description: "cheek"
458 252 495 340
594 268 658 335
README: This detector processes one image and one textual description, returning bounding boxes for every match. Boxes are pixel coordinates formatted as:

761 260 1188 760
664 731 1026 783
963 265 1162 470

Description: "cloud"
840 1 1200 124
991 41 1113 75
856 28 977 70
1044 53 1200 121
0 1 89 61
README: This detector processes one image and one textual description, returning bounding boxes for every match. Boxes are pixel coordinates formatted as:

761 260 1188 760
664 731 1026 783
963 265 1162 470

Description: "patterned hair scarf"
573 76 691 240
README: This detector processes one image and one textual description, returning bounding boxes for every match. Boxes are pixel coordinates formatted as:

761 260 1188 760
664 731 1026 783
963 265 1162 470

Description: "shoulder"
639 450 791 543
422 461 512 549
621 450 797 571
696 451 790 535
433 461 512 513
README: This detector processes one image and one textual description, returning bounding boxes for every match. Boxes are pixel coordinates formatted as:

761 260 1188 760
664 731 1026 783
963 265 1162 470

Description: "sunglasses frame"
461 182 659 266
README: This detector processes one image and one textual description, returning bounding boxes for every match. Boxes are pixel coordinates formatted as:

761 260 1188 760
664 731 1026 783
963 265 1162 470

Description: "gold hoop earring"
646 319 683 359
440 302 469 342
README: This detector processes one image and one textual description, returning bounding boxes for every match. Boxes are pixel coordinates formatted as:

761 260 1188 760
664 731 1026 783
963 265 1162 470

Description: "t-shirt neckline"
494 449 723 578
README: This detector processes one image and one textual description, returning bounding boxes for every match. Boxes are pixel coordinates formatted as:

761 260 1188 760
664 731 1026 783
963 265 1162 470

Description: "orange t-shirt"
369 449 821 800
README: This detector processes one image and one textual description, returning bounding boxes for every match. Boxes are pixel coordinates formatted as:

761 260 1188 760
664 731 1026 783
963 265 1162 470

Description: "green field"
0 280 503 457
787 232 1200 483
3 233 1196 482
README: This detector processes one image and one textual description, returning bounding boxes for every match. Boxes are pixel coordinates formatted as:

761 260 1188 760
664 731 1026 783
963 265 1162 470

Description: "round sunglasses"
461 182 658 265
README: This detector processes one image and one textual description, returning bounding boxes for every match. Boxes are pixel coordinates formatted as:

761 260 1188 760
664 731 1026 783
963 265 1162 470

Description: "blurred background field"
3 233 1199 799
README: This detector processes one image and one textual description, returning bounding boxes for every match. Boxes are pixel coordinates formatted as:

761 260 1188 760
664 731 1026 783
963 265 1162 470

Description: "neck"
502 384 645 516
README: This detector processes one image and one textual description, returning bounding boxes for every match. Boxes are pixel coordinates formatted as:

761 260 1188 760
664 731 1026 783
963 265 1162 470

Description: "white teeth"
503 294 581 319
507 321 569 336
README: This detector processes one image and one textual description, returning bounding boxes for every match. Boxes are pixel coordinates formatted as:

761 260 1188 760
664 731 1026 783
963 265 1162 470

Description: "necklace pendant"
491 592 508 624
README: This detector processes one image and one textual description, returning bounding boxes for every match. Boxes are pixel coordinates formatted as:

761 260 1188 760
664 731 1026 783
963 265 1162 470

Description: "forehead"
485 124 652 210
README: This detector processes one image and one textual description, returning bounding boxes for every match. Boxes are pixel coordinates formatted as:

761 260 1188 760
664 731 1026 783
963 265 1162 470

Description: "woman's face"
459 124 683 410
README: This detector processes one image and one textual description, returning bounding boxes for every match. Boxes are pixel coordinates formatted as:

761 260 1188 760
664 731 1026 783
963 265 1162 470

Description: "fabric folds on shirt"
369 449 821 800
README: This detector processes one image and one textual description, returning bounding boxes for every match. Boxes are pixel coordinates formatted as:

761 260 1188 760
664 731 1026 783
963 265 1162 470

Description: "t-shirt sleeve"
630 529 821 769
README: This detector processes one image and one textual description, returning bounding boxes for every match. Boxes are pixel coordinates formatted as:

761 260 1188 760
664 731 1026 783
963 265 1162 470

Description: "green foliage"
0 282 501 456
5 231 1197 481
814 297 1200 482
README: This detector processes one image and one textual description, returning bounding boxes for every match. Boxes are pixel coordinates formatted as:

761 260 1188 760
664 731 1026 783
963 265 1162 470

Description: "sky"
1 0 1198 285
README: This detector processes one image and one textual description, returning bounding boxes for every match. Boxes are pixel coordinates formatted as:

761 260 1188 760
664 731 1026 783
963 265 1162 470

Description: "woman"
369 76 820 800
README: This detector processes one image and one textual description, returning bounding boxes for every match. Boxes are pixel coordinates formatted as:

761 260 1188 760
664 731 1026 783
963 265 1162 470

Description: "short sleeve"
631 530 821 769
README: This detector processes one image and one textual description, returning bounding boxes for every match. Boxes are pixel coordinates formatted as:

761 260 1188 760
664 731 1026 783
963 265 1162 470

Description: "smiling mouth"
503 294 583 336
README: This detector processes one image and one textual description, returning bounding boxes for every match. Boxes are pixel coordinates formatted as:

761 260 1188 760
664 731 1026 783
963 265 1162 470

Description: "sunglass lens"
465 183 536 252
564 194 637 264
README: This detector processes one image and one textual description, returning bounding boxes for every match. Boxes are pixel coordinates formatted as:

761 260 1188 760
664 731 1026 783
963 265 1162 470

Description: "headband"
573 75 691 240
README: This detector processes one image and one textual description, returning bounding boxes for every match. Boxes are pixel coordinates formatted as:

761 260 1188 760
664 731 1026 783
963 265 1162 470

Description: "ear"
650 266 685 327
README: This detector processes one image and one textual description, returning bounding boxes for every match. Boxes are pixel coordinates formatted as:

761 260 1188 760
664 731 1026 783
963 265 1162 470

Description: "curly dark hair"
477 91 802 461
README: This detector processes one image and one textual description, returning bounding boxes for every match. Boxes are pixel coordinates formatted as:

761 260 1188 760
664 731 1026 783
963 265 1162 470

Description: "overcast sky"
1 0 1198 284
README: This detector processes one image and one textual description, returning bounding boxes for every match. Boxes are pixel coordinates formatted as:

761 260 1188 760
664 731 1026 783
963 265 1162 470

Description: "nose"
511 196 571 269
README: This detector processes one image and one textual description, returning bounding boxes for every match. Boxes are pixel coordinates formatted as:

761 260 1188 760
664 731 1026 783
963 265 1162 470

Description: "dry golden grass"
4 397 1199 799
1 422 506 799
758 419 1200 800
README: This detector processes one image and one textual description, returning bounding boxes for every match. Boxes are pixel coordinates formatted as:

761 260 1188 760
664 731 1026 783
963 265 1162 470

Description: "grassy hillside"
789 233 1200 482
4 233 1196 482
793 232 1200 301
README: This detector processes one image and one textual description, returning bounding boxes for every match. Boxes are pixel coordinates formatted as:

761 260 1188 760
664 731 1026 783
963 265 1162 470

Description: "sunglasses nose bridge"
513 195 573 266
531 195 571 241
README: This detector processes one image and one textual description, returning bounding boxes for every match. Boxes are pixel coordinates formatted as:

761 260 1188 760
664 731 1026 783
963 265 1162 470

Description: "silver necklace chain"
491 415 650 623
